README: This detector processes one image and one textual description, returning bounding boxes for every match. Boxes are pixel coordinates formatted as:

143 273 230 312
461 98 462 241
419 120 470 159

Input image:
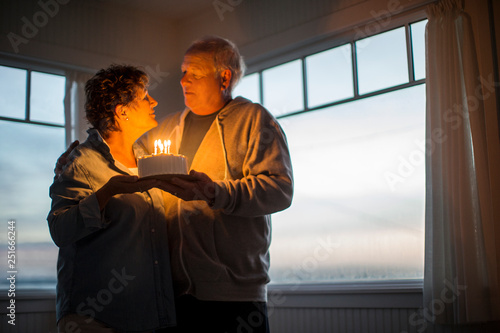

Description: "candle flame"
153 139 172 155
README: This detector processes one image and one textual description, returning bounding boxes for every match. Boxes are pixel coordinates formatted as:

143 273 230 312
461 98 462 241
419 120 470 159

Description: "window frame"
0 57 75 293
236 12 429 291
0 54 95 147
240 20 427 121
0 64 66 129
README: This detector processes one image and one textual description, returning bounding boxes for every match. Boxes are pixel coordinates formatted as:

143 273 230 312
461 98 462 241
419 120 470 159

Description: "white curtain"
424 0 500 325
64 71 93 146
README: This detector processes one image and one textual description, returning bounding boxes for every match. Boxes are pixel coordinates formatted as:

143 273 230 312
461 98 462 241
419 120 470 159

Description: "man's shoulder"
223 97 277 125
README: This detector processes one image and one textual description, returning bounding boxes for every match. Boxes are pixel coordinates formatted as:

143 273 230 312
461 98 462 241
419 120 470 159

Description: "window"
233 20 427 284
262 60 304 117
0 64 66 290
305 44 354 108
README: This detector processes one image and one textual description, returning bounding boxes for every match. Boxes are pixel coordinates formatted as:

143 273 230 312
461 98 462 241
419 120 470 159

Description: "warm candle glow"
158 140 164 154
153 139 172 155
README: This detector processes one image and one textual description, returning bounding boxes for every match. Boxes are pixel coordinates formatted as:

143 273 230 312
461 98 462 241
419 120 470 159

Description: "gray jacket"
48 129 176 330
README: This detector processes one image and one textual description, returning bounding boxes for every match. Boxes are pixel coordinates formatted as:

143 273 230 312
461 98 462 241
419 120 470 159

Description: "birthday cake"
138 139 188 178
138 153 188 178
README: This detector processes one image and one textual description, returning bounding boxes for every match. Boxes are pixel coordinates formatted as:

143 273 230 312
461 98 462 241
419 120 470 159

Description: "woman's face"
180 53 225 115
126 88 158 132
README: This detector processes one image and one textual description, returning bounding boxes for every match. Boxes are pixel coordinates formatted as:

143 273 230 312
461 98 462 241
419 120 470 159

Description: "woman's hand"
96 175 160 210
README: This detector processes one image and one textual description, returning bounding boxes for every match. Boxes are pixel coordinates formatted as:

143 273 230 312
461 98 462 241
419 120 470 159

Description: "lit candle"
154 140 158 155
158 140 164 154
166 140 171 154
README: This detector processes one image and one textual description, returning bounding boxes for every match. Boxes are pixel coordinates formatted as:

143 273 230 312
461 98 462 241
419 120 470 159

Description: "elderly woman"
48 65 176 332
136 36 293 333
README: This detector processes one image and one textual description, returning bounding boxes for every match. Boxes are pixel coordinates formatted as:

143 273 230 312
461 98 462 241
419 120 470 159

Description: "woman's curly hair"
85 64 149 138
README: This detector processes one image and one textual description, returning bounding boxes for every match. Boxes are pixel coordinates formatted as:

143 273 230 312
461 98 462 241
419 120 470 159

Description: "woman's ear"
115 105 129 121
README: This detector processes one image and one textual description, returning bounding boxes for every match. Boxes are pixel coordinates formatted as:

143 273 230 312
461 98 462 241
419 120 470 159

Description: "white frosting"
138 154 188 177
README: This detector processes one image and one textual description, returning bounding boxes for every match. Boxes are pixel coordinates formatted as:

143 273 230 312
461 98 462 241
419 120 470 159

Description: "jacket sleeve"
47 161 110 247
212 106 294 217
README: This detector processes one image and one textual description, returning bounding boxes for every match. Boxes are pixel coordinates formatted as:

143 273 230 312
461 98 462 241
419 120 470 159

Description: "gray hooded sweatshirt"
135 96 294 302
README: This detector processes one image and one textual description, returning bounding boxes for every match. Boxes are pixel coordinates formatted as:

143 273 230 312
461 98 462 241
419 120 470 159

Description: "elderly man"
136 36 293 332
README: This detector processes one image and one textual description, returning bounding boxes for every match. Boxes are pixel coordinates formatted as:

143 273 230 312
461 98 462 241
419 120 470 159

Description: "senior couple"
48 36 293 333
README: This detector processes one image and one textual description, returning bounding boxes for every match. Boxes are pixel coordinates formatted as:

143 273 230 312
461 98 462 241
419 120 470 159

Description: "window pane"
0 121 64 289
270 84 426 284
411 20 427 81
356 27 409 94
306 44 353 108
263 60 304 117
30 71 66 125
233 73 261 103
0 65 27 119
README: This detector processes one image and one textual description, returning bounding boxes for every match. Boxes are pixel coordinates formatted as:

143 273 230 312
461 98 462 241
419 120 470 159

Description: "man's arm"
54 140 79 178
157 107 293 216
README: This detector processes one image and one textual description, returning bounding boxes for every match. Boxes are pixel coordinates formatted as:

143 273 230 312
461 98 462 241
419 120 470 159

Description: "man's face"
180 53 224 115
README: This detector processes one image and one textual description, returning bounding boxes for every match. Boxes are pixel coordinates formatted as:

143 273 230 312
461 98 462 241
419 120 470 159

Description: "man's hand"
96 175 162 210
157 170 216 205
54 140 80 177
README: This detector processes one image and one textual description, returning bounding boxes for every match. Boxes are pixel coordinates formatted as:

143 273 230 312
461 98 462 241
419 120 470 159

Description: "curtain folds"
63 71 93 145
424 0 500 325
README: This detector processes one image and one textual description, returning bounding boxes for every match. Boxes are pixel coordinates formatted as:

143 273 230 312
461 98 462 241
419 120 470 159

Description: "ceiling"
98 0 215 20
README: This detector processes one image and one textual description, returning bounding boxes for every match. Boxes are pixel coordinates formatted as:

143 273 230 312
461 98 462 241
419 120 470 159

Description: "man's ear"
221 69 232 90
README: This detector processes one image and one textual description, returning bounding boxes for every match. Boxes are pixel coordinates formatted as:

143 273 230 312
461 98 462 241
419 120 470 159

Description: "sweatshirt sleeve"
212 105 294 216
47 161 111 247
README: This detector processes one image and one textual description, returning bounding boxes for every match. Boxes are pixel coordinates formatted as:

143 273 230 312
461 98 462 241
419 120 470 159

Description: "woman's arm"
48 163 160 247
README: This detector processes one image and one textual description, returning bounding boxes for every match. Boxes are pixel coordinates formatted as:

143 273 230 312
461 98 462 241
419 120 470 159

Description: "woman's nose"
148 95 158 107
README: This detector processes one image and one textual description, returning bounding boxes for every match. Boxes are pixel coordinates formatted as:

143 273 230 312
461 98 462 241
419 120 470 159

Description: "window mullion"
26 70 31 121
258 71 264 105
351 42 359 98
302 58 308 111
406 23 415 83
